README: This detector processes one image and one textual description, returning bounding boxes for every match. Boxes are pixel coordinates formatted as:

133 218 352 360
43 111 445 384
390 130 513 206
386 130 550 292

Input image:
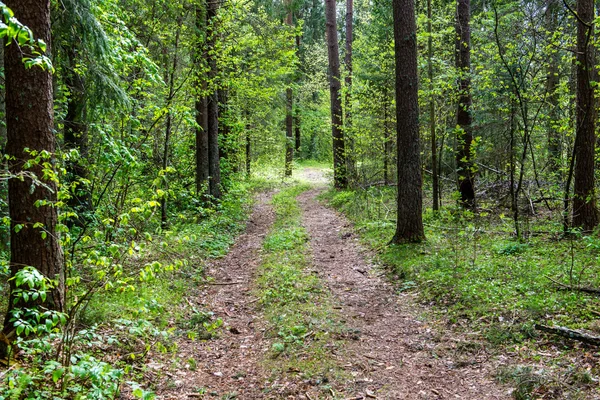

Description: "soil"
147 169 511 399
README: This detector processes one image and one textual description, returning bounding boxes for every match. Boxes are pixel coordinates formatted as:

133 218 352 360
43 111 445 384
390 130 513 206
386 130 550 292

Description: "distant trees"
390 0 424 243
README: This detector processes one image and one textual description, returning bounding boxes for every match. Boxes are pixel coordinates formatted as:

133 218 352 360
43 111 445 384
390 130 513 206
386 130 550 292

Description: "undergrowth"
256 183 342 388
322 186 600 399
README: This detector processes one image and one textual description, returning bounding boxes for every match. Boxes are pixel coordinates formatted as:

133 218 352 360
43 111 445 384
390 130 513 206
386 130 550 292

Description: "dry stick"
205 281 245 285
535 324 600 346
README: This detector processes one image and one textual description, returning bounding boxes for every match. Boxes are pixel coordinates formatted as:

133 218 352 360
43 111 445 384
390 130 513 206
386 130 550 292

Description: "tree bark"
546 1 561 177
3 0 64 339
391 0 424 243
428 0 439 211
195 4 209 197
455 0 475 208
207 0 221 200
325 0 347 189
344 0 356 182
573 0 598 231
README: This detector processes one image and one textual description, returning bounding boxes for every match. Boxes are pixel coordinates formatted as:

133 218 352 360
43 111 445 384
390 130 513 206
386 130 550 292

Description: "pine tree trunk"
344 0 356 182
325 0 347 189
428 0 439 211
3 0 64 339
455 0 475 208
207 0 221 200
391 0 424 243
573 0 598 231
195 5 209 197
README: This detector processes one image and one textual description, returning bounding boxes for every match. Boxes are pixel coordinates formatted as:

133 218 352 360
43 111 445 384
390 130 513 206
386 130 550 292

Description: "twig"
205 281 245 286
545 275 600 295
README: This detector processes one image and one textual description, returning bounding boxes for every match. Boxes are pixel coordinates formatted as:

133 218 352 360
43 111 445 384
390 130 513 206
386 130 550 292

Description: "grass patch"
256 183 342 384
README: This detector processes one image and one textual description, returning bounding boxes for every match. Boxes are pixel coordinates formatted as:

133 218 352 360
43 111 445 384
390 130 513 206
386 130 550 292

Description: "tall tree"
3 0 64 339
195 4 209 196
344 0 356 182
455 0 475 208
572 0 598 230
284 0 294 177
325 0 347 189
545 1 560 177
207 0 221 199
391 0 424 243
428 0 439 211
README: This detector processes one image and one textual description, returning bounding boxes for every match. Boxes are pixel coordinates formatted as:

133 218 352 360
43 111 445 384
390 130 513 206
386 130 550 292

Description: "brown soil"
297 186 510 399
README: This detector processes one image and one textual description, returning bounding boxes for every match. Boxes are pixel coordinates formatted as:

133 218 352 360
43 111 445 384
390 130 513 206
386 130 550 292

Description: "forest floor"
143 167 515 399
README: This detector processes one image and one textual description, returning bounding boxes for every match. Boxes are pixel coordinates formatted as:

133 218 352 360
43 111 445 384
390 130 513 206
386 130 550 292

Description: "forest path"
296 167 510 399
151 191 277 399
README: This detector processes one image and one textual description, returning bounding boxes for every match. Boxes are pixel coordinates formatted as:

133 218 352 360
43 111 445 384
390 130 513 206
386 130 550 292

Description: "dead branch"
545 275 600 295
535 324 600 346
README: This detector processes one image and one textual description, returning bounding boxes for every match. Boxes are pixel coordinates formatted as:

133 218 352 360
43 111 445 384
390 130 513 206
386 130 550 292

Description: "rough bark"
391 0 424 243
344 0 356 182
455 0 475 208
573 0 598 231
207 0 221 200
195 5 209 196
325 0 347 189
3 0 64 338
428 0 439 211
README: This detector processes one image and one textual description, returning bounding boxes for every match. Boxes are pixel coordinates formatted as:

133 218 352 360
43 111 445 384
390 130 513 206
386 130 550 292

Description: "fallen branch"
205 281 245 286
535 324 600 346
545 276 600 295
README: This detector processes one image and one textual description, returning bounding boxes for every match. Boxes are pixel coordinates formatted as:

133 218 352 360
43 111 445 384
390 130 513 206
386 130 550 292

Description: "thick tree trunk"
428 0 439 211
207 0 221 200
195 5 209 197
573 0 598 230
285 2 294 177
325 0 347 189
391 0 424 243
344 0 356 182
455 0 475 208
546 1 561 177
3 0 64 340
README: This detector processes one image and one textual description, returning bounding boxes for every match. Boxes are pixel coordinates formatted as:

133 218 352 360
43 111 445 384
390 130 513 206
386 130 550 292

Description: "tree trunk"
455 0 475 208
573 0 598 231
246 124 251 177
3 0 64 342
285 2 294 177
391 0 424 243
64 47 91 224
325 0 347 189
207 0 221 200
546 1 561 177
195 5 209 197
428 0 439 211
383 89 391 186
344 0 356 182
295 36 301 153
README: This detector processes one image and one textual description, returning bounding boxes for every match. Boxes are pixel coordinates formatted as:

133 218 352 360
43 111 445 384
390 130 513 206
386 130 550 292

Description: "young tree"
428 0 439 211
195 4 210 196
324 0 347 189
455 0 475 208
572 0 598 230
3 0 64 338
390 0 424 243
207 0 222 199
284 0 294 177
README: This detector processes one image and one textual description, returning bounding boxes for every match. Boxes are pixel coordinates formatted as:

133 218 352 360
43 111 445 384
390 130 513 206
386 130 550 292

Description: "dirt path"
152 191 276 399
296 170 510 399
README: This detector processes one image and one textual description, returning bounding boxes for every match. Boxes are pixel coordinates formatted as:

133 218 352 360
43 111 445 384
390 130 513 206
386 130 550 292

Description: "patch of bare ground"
297 187 512 400
145 191 276 399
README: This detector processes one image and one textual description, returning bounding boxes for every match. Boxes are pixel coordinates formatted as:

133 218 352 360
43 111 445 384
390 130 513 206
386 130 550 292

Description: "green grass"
256 183 343 384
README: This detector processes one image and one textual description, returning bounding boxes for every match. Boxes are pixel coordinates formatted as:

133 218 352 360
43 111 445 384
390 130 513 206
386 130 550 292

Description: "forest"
0 0 599 398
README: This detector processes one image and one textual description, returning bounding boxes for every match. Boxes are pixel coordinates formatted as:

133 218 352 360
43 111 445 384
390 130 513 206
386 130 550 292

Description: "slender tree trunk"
383 90 390 186
246 124 251 177
207 0 221 199
546 1 561 177
455 0 475 208
195 5 209 197
428 0 439 211
3 0 64 347
284 1 294 177
391 0 424 243
64 47 91 224
573 0 598 230
325 0 347 189
295 36 301 153
344 0 356 182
